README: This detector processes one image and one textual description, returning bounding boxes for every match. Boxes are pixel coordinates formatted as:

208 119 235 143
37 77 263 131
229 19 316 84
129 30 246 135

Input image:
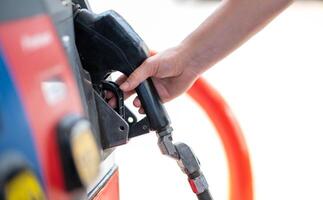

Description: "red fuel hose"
187 78 253 200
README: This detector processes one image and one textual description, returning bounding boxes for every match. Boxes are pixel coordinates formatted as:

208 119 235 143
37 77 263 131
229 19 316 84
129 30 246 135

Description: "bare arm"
181 0 293 75
114 0 293 111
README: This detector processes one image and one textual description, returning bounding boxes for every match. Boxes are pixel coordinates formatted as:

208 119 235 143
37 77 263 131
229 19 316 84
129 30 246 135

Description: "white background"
89 1 323 199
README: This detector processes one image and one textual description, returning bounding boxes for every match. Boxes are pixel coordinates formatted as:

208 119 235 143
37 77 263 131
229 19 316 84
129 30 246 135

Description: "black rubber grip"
136 79 170 131
197 190 213 200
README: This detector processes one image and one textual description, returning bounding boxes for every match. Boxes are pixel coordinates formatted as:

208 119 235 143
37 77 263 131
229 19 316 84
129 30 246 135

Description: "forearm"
179 0 293 74
119 0 293 102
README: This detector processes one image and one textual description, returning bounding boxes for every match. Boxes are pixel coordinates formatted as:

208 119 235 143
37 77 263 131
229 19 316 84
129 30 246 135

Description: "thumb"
120 59 157 92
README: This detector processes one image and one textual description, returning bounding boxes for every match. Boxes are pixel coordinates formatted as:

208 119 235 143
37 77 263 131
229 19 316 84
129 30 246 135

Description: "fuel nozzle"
74 8 171 133
73 7 213 200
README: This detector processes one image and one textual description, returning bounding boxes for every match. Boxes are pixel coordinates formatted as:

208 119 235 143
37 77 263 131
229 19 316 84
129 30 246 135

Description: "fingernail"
139 108 145 114
120 82 129 91
108 99 116 108
105 91 113 99
133 99 141 107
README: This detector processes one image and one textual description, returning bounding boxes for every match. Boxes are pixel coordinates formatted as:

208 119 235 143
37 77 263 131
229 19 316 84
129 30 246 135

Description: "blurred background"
88 1 323 200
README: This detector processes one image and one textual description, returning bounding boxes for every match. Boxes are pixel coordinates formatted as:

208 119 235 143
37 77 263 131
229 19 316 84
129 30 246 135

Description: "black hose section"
197 189 213 200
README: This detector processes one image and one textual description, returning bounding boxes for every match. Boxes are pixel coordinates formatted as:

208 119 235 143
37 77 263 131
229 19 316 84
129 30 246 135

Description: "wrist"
177 41 206 77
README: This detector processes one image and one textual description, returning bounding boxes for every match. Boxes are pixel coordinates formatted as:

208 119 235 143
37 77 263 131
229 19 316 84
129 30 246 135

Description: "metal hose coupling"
156 127 213 200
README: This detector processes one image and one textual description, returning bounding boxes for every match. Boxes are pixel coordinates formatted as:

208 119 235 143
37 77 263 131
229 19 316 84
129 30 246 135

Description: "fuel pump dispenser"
0 0 113 199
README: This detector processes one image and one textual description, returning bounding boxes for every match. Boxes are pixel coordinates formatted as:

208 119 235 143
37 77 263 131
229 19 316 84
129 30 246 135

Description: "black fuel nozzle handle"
135 79 171 131
74 8 171 132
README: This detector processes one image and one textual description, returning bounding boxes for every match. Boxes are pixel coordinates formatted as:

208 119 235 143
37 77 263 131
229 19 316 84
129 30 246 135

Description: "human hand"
107 46 200 113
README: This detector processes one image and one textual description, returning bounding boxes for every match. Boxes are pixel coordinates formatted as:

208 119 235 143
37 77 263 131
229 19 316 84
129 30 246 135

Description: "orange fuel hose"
187 78 253 200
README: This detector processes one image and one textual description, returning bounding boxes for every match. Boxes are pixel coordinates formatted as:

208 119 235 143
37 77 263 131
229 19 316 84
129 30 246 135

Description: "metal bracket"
94 91 129 149
94 82 151 149
128 116 150 139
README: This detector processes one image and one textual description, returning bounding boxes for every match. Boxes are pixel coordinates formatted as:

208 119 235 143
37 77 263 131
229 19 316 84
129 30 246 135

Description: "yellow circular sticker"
71 121 100 186
5 170 45 200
